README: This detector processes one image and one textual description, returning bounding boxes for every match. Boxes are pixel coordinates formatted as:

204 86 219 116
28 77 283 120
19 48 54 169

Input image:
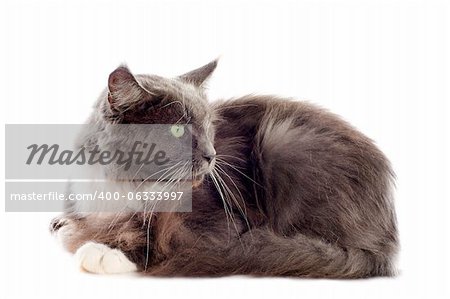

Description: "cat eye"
170 124 185 138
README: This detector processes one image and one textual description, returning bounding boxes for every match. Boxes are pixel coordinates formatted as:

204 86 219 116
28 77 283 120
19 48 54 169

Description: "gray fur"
52 60 398 278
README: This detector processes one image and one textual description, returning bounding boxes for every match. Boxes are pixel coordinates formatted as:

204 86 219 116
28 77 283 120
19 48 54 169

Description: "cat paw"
75 242 137 274
50 217 77 248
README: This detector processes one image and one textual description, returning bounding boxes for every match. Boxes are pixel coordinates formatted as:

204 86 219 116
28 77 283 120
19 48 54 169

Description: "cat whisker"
215 154 247 163
137 161 183 220
144 162 191 271
215 157 263 187
209 170 232 242
144 213 152 271
212 171 249 249
210 168 243 245
135 161 182 192
214 164 252 237
143 161 189 222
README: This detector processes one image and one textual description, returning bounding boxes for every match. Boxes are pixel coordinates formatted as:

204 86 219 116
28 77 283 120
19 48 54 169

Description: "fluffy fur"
51 60 398 278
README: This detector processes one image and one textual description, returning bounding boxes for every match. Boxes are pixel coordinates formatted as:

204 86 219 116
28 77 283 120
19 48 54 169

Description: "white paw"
75 242 137 274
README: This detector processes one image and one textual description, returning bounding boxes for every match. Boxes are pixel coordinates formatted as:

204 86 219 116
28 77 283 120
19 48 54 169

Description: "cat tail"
146 229 398 278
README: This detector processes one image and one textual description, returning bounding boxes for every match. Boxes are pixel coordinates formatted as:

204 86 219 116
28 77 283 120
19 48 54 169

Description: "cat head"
88 60 218 185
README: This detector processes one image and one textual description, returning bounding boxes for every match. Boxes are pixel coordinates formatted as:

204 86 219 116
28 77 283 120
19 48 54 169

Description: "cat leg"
51 214 145 274
75 242 137 274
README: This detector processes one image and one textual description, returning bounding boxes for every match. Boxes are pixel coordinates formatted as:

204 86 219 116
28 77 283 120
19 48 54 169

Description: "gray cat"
51 60 398 277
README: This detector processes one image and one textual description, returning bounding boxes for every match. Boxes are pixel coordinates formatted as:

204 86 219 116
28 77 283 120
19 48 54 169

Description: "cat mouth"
192 174 205 188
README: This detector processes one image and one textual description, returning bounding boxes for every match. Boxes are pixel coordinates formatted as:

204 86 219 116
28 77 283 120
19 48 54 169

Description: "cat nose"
202 147 216 164
202 153 216 164
202 142 216 164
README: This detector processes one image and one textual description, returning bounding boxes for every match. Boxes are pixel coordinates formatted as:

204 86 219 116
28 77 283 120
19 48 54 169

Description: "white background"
1 0 449 298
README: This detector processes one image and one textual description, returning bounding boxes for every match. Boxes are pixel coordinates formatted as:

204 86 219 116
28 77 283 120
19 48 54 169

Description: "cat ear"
179 59 218 87
108 65 146 111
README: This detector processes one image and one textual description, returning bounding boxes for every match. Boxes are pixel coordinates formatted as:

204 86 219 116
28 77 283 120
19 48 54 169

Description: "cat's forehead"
136 74 212 126
136 74 198 97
